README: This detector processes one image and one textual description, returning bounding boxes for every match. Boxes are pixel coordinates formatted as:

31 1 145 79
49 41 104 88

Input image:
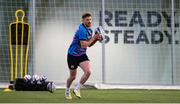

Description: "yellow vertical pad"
9 9 30 81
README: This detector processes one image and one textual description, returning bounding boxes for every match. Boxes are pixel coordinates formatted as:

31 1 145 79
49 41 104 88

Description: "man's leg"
79 60 91 85
73 61 91 98
66 69 77 88
65 69 77 99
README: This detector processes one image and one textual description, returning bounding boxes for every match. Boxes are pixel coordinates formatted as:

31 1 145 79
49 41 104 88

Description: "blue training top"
68 23 93 56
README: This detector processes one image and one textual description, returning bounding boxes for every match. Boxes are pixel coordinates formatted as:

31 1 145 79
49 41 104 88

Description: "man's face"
82 16 92 28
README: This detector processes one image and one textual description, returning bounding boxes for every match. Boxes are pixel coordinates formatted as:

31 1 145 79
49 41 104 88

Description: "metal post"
171 0 175 85
102 0 105 84
32 0 36 75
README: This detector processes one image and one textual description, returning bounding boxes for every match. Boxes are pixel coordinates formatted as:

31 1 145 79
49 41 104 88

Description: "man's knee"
70 75 76 80
85 69 91 76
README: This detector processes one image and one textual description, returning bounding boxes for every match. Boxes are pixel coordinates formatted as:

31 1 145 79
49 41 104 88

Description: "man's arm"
88 38 98 47
80 37 97 48
80 34 100 48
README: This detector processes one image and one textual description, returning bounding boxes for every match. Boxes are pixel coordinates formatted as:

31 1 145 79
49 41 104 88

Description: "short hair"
82 13 91 19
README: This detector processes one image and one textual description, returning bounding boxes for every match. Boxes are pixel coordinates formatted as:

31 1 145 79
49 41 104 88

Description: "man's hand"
95 26 104 41
93 33 102 41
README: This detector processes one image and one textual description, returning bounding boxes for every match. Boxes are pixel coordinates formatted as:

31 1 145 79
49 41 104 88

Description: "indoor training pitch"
1 89 180 103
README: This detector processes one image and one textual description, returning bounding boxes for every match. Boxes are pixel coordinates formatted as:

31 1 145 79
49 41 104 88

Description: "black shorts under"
67 54 89 70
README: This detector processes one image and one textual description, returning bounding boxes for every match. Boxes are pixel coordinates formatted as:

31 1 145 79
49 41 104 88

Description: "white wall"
34 0 180 85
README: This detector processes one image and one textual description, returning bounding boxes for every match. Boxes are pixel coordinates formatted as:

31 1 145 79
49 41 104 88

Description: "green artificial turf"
0 89 180 103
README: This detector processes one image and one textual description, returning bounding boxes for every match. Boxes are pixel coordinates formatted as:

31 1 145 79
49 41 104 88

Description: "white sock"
75 82 82 91
65 88 70 95
66 88 70 91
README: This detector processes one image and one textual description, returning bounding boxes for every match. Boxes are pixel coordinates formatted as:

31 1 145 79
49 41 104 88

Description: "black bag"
14 78 49 91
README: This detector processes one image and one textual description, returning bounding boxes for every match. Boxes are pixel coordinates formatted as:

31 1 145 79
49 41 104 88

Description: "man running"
65 13 102 99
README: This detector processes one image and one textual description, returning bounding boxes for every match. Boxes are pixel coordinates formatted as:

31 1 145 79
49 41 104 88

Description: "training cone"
3 88 12 92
